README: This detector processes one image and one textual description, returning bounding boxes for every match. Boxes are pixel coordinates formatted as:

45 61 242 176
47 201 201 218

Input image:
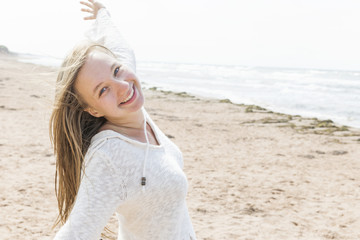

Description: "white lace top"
53 8 196 240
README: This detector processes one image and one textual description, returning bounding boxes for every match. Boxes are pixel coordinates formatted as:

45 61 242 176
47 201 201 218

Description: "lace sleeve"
53 150 127 240
85 8 136 73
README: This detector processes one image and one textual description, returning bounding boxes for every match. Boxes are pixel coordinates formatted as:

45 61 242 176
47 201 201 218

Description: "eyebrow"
92 62 118 96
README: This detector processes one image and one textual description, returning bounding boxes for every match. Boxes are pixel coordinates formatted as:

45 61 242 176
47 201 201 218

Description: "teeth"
121 87 134 104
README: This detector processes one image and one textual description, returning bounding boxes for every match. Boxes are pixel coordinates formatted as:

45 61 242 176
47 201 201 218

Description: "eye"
114 66 120 77
99 87 108 97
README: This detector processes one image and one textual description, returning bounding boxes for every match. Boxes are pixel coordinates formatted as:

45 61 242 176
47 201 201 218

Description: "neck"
105 108 145 130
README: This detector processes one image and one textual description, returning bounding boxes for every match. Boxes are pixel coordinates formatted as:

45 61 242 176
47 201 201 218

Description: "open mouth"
120 86 135 105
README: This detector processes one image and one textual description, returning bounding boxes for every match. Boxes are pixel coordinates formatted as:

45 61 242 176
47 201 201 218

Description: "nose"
113 79 130 99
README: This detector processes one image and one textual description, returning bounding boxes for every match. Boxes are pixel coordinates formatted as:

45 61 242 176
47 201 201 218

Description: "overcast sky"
1 0 360 71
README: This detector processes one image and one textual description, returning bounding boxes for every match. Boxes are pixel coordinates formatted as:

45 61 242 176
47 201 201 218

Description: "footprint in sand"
331 150 348 155
298 154 315 159
0 105 17 111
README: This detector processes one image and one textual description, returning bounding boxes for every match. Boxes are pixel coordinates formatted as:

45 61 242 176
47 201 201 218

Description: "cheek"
136 90 145 106
137 87 144 100
106 91 124 108
133 76 142 92
101 94 116 106
87 95 110 112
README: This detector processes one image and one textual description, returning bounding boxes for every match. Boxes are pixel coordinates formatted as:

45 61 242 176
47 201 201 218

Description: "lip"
119 85 136 106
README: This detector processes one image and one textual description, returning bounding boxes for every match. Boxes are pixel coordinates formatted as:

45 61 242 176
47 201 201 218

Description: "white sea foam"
137 62 360 129
17 53 63 67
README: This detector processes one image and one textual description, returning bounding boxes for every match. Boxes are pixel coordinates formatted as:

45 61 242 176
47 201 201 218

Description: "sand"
1 55 360 240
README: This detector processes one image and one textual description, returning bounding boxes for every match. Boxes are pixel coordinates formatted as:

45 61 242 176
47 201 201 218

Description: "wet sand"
1 56 360 240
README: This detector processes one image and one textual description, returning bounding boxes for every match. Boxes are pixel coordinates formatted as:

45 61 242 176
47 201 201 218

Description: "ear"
84 107 104 118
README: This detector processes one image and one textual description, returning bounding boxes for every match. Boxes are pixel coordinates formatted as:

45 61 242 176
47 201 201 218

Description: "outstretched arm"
53 150 127 240
80 0 137 73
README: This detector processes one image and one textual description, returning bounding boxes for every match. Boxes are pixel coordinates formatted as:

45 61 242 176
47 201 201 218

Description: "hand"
80 0 105 20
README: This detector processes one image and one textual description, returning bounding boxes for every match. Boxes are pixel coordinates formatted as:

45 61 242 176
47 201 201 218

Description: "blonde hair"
49 41 115 227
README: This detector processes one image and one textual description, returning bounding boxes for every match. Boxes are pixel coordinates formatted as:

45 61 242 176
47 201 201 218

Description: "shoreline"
1 56 360 239
144 85 360 131
144 86 360 139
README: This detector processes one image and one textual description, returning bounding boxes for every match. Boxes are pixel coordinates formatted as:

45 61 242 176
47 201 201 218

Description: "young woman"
50 0 196 239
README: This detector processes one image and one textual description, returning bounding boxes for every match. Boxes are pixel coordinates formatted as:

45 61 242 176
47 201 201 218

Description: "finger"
84 15 96 20
80 1 93 9
81 8 93 13
88 0 95 3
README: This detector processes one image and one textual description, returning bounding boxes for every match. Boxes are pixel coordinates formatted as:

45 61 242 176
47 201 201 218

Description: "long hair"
49 41 114 227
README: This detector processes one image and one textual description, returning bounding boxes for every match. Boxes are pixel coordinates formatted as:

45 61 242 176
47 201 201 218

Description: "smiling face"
75 50 144 124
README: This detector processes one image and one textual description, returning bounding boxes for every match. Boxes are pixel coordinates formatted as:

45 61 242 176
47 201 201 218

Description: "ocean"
19 54 360 129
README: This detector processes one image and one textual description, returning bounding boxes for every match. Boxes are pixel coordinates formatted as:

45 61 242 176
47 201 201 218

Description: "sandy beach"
1 55 360 240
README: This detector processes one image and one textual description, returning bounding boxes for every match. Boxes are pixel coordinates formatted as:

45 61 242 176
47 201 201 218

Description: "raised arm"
81 0 136 72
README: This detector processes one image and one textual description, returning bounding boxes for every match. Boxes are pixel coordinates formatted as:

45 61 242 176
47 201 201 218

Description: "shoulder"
85 130 125 161
88 130 140 155
84 130 144 172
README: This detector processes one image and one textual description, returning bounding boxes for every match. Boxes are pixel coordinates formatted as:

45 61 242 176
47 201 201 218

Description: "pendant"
141 177 146 186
